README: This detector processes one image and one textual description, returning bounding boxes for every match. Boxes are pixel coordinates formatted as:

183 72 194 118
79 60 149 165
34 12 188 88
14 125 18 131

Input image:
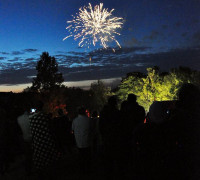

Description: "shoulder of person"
17 114 23 120
29 112 42 119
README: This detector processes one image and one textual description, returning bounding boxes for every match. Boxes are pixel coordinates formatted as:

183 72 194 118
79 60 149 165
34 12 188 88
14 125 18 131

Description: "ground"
1 148 108 180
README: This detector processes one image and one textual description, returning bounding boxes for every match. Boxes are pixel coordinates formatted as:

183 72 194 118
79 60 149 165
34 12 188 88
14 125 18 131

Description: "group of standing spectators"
71 83 200 180
0 82 200 180
14 93 145 178
16 101 74 178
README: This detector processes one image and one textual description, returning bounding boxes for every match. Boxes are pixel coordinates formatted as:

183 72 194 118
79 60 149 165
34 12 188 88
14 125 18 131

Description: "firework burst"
63 3 123 49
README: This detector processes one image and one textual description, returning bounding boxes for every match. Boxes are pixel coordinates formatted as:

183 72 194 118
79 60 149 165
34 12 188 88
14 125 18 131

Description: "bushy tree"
117 72 145 103
90 80 112 112
116 66 200 111
142 67 160 102
31 52 64 92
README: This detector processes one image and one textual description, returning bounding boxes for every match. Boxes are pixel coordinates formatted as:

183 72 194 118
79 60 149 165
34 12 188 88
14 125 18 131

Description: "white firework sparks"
63 3 123 49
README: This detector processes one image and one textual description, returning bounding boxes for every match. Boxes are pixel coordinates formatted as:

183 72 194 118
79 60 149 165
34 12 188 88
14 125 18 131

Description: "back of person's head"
178 83 200 105
78 106 86 116
108 95 118 107
127 94 137 103
149 101 168 124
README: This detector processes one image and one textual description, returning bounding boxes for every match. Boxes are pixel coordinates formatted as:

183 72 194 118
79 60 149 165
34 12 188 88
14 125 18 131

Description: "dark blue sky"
0 0 200 91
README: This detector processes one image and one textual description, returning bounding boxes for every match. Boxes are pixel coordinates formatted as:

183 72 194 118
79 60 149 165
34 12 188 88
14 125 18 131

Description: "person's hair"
127 94 137 103
178 83 200 106
78 107 86 115
108 95 118 107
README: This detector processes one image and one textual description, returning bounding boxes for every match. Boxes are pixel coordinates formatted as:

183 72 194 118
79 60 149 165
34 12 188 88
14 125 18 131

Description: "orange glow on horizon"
0 84 31 93
0 77 122 93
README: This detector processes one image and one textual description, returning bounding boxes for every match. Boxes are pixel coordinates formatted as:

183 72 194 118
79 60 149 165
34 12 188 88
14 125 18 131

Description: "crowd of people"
0 83 200 180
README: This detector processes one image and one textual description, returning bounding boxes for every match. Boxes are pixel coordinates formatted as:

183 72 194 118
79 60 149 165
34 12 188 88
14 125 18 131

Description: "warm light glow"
0 78 122 92
0 83 32 93
64 3 123 49
85 109 90 117
144 118 147 123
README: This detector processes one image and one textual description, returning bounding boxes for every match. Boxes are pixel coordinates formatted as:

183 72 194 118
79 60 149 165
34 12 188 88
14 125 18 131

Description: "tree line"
24 52 200 113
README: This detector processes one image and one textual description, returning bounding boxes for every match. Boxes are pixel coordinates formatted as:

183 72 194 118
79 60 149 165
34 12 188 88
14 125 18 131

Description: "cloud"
55 51 66 54
123 37 141 47
55 54 87 66
12 51 24 55
67 51 87 56
23 49 38 53
25 58 36 61
138 47 200 71
143 31 160 41
0 57 6 60
88 46 151 56
7 57 24 62
54 54 67 58
9 49 39 56
0 47 199 86
0 68 36 85
0 52 9 55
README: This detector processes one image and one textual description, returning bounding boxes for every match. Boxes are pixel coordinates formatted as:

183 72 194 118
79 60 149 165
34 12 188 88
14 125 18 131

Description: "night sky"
0 0 200 92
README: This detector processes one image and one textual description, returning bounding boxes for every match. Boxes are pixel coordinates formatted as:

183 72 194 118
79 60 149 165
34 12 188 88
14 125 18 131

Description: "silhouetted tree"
31 52 64 92
90 80 111 112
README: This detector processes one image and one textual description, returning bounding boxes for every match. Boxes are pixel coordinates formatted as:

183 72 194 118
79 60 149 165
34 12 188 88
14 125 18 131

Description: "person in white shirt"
17 110 32 142
17 108 32 175
72 107 92 174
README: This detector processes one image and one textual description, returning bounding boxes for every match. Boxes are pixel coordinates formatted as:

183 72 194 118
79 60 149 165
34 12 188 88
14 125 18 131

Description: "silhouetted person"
6 106 22 165
72 107 92 174
167 83 200 179
91 111 103 160
132 112 170 180
121 94 145 141
17 106 32 175
119 94 145 178
133 83 200 180
29 101 62 178
50 108 71 153
0 107 9 175
120 94 145 137
99 95 121 179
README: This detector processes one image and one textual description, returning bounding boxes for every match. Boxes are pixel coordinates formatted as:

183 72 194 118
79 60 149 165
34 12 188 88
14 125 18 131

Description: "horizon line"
0 77 122 93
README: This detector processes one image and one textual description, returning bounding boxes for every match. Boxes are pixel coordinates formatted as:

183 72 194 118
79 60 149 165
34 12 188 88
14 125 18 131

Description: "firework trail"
63 3 123 49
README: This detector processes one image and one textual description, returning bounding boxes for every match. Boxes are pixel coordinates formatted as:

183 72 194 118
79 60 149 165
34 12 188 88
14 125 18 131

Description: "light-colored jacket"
72 115 91 148
17 111 32 142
